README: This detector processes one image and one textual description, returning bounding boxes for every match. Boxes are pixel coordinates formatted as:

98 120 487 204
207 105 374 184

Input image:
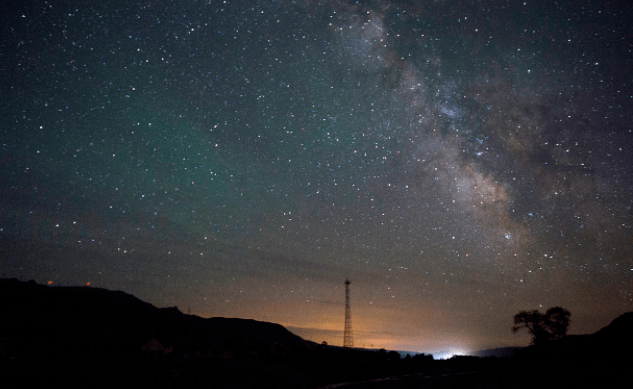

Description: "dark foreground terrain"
1 279 632 388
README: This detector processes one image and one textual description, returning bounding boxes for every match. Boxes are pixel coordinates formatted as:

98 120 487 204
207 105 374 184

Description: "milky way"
2 0 632 356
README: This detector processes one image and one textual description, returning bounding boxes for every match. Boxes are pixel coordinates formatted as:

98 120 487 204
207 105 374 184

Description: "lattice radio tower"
343 278 354 348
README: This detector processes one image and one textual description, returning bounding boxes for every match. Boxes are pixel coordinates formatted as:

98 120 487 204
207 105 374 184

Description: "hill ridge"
0 278 314 361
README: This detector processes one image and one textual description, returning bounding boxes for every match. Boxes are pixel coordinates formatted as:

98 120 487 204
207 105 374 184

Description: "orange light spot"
86 282 90 285
48 281 53 284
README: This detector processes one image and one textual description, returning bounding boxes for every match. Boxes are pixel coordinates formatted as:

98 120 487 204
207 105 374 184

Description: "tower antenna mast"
344 278 354 348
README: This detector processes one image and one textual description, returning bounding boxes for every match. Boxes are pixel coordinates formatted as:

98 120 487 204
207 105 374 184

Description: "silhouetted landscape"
1 279 632 388
3 0 633 386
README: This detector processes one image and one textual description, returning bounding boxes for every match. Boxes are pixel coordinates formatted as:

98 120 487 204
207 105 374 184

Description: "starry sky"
2 0 632 357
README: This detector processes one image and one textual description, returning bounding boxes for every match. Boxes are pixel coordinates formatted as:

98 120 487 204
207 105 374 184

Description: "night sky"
2 0 632 358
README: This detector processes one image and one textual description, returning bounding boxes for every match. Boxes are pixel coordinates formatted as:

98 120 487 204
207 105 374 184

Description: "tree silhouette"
512 307 571 345
544 307 571 340
512 310 550 345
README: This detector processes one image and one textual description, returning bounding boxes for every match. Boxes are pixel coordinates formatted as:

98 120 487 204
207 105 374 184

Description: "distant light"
86 282 90 286
48 281 53 284
435 348 467 360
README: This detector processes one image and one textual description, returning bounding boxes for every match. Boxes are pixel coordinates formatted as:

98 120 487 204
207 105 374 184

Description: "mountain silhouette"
507 311 633 389
0 278 313 362
0 279 437 388
594 311 633 342
2 278 632 389
469 312 633 359
517 311 633 359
